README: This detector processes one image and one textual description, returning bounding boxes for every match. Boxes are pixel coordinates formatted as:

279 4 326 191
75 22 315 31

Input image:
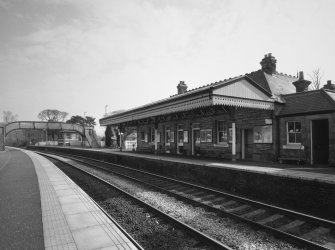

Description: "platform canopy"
100 76 278 126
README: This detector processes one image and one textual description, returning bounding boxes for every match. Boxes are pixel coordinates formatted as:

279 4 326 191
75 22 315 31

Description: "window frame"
286 121 302 144
140 131 147 142
217 120 228 144
177 124 184 146
200 129 212 143
150 127 155 143
165 128 171 146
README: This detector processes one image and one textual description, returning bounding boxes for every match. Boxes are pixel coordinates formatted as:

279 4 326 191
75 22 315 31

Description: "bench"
278 144 306 165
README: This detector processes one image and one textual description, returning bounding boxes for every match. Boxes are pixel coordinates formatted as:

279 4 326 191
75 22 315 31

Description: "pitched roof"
278 89 335 116
247 70 297 96
100 63 298 125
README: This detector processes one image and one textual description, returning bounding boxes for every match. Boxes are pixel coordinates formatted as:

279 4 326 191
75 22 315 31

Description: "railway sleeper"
257 214 284 225
241 209 266 219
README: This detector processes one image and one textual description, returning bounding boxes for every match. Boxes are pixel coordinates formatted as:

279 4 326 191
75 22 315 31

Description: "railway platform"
90 148 335 184
0 147 140 250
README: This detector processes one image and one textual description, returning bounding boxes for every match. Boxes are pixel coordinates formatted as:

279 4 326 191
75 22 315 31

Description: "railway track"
39 151 335 250
40 152 232 250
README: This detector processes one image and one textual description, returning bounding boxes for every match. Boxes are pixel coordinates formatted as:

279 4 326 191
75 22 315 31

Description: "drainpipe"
275 117 280 161
232 122 236 161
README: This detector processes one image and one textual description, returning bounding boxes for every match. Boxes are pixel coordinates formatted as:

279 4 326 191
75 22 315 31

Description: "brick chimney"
323 80 335 90
177 81 187 94
260 53 277 75
292 71 311 92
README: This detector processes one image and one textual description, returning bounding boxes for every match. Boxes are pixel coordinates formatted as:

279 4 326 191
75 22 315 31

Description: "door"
312 119 329 164
193 129 201 155
245 128 253 159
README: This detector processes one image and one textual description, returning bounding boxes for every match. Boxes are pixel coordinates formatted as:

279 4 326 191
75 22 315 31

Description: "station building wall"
279 113 335 166
136 107 276 161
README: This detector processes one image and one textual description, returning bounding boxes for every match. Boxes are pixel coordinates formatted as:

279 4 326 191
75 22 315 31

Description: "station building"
100 54 335 166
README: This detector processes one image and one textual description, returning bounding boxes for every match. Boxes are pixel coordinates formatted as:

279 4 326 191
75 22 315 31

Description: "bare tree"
308 69 324 90
2 110 18 123
37 109 69 122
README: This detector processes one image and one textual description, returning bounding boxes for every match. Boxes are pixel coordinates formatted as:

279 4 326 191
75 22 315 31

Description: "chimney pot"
324 80 335 90
177 81 187 95
260 53 277 75
292 71 311 93
298 71 304 80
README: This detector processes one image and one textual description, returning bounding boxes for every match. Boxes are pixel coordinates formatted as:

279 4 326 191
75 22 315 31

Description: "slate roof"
171 70 297 100
100 58 298 125
277 89 335 116
247 70 297 96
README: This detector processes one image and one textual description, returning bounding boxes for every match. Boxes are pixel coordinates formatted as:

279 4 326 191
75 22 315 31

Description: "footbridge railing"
2 121 100 149
5 121 85 136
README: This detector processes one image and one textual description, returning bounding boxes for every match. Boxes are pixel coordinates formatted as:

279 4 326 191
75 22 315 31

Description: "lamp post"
119 129 123 152
105 105 108 116
83 112 87 147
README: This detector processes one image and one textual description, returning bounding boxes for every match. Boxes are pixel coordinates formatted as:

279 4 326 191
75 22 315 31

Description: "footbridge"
0 121 100 150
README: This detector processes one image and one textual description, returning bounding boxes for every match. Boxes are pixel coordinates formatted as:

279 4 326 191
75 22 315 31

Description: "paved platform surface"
1 147 140 250
0 147 44 249
68 147 335 184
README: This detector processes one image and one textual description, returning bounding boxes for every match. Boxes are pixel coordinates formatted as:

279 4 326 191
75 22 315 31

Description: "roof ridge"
171 69 296 98
282 89 321 97
320 88 335 107
275 72 298 78
170 74 245 97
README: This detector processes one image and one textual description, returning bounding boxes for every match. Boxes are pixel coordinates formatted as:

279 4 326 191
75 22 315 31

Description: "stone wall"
279 113 335 165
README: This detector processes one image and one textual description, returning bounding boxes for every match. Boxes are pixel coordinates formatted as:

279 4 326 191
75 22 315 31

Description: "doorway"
312 119 329 164
242 128 253 160
193 129 200 156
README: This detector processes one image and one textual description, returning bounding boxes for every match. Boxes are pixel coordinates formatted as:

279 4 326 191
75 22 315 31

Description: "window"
149 127 155 143
183 130 188 143
165 128 171 144
217 121 228 144
177 124 183 145
141 131 145 141
287 121 301 144
200 129 212 143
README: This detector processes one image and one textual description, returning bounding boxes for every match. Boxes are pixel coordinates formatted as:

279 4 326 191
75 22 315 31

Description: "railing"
5 121 85 136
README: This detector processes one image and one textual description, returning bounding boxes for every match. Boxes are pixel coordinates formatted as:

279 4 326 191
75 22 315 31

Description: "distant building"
58 131 83 146
100 54 335 166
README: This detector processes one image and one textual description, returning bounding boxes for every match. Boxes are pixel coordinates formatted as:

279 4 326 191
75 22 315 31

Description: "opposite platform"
5 148 141 250
61 146 335 184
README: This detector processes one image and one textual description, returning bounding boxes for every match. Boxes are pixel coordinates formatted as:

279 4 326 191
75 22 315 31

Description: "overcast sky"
1 0 334 135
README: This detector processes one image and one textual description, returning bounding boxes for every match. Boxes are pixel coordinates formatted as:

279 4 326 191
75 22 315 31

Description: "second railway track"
38 151 335 250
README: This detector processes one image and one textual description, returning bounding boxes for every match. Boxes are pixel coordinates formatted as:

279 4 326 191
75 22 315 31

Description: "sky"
1 0 335 135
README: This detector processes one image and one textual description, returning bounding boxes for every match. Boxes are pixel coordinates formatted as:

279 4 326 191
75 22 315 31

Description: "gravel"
53 159 210 250
73 161 304 250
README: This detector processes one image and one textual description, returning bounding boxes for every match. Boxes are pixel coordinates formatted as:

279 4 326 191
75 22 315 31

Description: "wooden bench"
278 145 306 165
